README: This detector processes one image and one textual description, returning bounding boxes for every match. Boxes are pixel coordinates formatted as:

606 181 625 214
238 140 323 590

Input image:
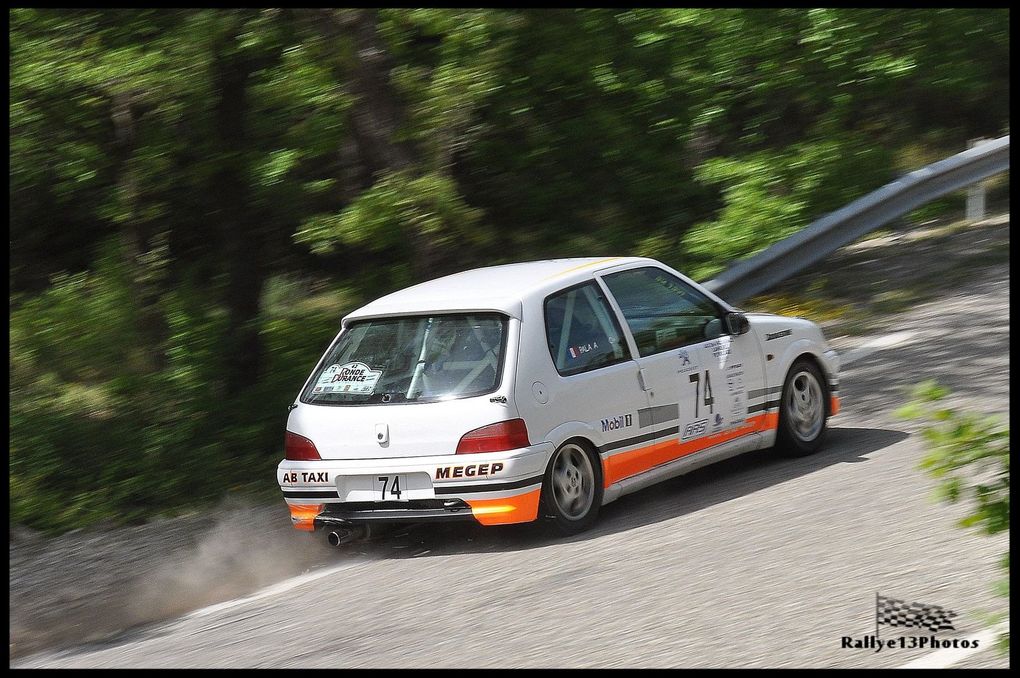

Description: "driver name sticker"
703 337 733 362
568 341 598 359
313 362 382 395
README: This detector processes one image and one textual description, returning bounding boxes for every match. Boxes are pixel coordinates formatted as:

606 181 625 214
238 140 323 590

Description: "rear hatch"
288 312 518 460
288 397 518 459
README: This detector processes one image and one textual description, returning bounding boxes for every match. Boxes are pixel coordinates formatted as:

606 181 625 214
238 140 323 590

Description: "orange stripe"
288 503 324 532
604 412 777 487
542 257 622 281
830 395 841 416
465 488 542 526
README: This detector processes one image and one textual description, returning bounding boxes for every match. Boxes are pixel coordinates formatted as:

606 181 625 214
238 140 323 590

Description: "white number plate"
337 473 435 502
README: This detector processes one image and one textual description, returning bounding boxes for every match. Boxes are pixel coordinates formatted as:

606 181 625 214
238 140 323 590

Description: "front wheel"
540 440 603 535
775 359 828 456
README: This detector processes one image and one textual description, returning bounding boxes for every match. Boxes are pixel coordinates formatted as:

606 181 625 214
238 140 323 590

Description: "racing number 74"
689 370 714 417
377 475 402 500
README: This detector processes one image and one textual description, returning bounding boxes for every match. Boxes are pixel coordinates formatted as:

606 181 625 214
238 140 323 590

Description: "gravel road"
10 218 1010 668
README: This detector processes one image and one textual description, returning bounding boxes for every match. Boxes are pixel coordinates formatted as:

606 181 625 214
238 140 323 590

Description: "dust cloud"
123 499 334 625
10 499 333 660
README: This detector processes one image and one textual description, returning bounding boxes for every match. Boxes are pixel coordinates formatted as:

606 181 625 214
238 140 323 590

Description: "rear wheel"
775 359 828 456
540 440 603 535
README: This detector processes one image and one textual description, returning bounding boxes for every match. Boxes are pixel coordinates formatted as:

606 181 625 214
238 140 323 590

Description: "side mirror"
703 317 723 340
723 312 750 336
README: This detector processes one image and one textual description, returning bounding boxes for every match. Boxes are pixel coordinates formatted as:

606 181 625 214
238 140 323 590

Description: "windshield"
301 313 508 405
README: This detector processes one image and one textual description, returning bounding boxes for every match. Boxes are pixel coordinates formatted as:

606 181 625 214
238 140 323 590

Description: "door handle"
637 368 652 392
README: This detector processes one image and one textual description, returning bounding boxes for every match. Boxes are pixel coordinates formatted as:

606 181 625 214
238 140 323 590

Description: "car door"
532 281 651 463
597 265 766 483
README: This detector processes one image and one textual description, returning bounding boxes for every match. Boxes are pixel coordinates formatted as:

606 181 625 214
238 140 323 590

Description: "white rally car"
279 257 840 543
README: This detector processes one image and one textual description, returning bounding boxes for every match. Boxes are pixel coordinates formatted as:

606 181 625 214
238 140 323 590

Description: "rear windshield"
301 313 508 405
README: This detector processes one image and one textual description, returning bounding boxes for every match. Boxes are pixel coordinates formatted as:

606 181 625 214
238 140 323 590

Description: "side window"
602 267 720 356
544 282 630 376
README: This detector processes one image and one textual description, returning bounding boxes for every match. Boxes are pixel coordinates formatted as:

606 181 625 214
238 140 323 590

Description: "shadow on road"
345 425 910 560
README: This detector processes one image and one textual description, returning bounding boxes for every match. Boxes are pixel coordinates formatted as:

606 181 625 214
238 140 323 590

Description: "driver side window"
602 267 719 356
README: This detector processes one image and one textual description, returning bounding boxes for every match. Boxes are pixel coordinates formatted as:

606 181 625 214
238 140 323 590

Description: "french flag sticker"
568 347 578 358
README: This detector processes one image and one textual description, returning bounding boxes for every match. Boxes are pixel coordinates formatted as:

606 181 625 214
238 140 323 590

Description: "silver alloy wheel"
551 443 596 521
786 369 824 442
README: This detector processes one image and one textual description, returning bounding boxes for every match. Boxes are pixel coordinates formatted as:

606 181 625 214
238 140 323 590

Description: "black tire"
775 358 829 457
539 440 604 535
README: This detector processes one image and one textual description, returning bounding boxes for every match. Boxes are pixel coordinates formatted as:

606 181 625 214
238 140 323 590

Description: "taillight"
456 419 530 454
285 431 321 461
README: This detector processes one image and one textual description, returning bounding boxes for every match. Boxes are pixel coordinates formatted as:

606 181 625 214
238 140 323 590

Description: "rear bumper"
278 443 553 530
314 499 476 526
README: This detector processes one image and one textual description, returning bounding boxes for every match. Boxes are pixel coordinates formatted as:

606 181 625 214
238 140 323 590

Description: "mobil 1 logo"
601 413 633 433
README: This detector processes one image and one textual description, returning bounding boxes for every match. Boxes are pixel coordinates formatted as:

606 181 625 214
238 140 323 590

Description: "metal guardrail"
704 135 1010 303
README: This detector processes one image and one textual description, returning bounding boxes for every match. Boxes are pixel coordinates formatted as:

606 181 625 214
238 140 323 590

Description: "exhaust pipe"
326 524 368 547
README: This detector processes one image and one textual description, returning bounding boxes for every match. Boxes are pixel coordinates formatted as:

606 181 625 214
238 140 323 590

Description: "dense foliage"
9 9 1010 530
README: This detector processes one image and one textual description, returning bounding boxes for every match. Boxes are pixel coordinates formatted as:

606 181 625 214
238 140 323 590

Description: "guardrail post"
966 138 990 221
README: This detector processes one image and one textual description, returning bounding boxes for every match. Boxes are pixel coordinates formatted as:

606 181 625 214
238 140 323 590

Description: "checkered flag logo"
877 595 957 633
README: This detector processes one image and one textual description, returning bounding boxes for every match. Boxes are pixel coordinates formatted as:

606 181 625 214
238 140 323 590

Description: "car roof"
343 256 653 325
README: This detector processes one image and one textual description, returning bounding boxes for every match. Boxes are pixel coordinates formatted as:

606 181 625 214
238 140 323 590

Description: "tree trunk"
212 41 264 393
320 8 442 280
111 89 168 373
